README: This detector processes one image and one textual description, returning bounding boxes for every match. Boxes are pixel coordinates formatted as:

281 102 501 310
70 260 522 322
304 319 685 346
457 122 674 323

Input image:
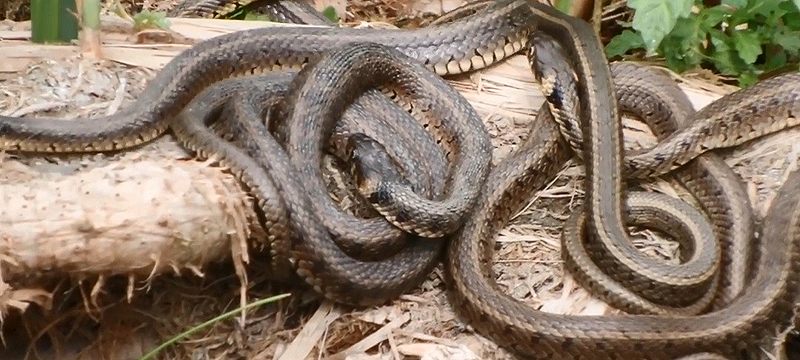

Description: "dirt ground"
0 1 799 359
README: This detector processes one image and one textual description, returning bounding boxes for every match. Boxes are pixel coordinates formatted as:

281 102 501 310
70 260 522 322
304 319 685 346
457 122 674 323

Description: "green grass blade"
138 292 292 360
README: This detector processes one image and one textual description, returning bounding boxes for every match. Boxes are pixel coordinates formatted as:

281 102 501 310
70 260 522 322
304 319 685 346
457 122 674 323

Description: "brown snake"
2 0 800 357
169 58 453 304
527 36 732 315
1 0 534 303
445 2 800 359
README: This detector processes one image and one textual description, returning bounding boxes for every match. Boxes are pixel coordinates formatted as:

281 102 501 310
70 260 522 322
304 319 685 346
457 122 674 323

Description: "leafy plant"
606 0 800 86
321 6 339 22
132 9 171 32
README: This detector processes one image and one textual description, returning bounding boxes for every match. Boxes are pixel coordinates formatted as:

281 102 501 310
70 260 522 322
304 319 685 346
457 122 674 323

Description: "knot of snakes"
3 0 800 358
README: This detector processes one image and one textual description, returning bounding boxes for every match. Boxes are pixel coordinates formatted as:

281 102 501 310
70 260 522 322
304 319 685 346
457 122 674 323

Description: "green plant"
237 5 338 22
30 0 79 44
82 0 101 32
138 293 291 360
606 0 800 86
132 9 171 32
320 6 339 22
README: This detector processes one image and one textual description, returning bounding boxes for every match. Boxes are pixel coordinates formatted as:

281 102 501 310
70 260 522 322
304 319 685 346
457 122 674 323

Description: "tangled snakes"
2 0 800 358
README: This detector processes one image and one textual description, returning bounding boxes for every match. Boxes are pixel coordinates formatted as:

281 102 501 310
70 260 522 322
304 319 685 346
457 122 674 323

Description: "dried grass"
0 1 798 359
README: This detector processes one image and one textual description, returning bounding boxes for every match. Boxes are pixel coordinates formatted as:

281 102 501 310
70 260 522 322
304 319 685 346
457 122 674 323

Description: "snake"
565 62 756 313
0 0 533 305
525 31 761 312
527 36 726 314
2 0 800 357
0 0 533 239
253 1 797 356
166 71 444 279
1 0 537 303
444 2 800 359
206 67 454 261
167 58 449 302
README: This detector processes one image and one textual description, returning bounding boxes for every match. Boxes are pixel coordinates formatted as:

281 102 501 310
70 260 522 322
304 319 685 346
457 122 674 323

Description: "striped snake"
2 0 800 358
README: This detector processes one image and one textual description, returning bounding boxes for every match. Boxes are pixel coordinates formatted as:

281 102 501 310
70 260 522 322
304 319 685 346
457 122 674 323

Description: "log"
0 151 254 282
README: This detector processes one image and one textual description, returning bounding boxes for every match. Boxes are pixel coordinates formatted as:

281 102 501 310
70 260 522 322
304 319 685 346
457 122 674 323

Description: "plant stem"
79 0 103 58
30 0 79 44
138 293 292 360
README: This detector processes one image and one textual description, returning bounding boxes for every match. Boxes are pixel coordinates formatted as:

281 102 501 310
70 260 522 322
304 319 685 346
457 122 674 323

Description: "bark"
0 150 258 313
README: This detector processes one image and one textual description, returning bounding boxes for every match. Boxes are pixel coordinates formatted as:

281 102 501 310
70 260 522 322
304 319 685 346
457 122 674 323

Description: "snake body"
600 63 757 310
446 35 799 359
169 54 451 305
169 71 444 278
0 0 531 152
1 0 799 357
0 0 529 298
527 30 756 311
218 73 450 261
531 34 718 309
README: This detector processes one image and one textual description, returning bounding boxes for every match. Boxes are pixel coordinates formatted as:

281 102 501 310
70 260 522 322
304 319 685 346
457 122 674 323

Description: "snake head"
344 133 405 205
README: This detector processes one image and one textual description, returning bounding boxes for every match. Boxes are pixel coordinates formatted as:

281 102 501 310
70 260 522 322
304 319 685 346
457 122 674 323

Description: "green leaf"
218 3 247 19
711 48 748 75
662 42 699 72
554 0 574 14
747 0 787 17
764 46 789 69
709 28 732 50
30 0 79 44
659 16 705 72
244 13 271 21
784 6 800 30
81 0 101 29
733 30 763 63
701 6 732 29
794 0 800 11
708 29 751 75
321 6 338 22
775 31 800 53
133 10 170 31
605 30 645 58
723 0 747 8
628 0 694 53
727 0 784 27
737 71 759 87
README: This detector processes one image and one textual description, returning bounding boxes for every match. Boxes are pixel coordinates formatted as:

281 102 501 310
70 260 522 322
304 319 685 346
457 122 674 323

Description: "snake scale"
2 0 799 358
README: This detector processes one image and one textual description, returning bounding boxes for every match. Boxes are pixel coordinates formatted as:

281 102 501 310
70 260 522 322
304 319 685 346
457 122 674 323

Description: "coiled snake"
2 0 799 358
